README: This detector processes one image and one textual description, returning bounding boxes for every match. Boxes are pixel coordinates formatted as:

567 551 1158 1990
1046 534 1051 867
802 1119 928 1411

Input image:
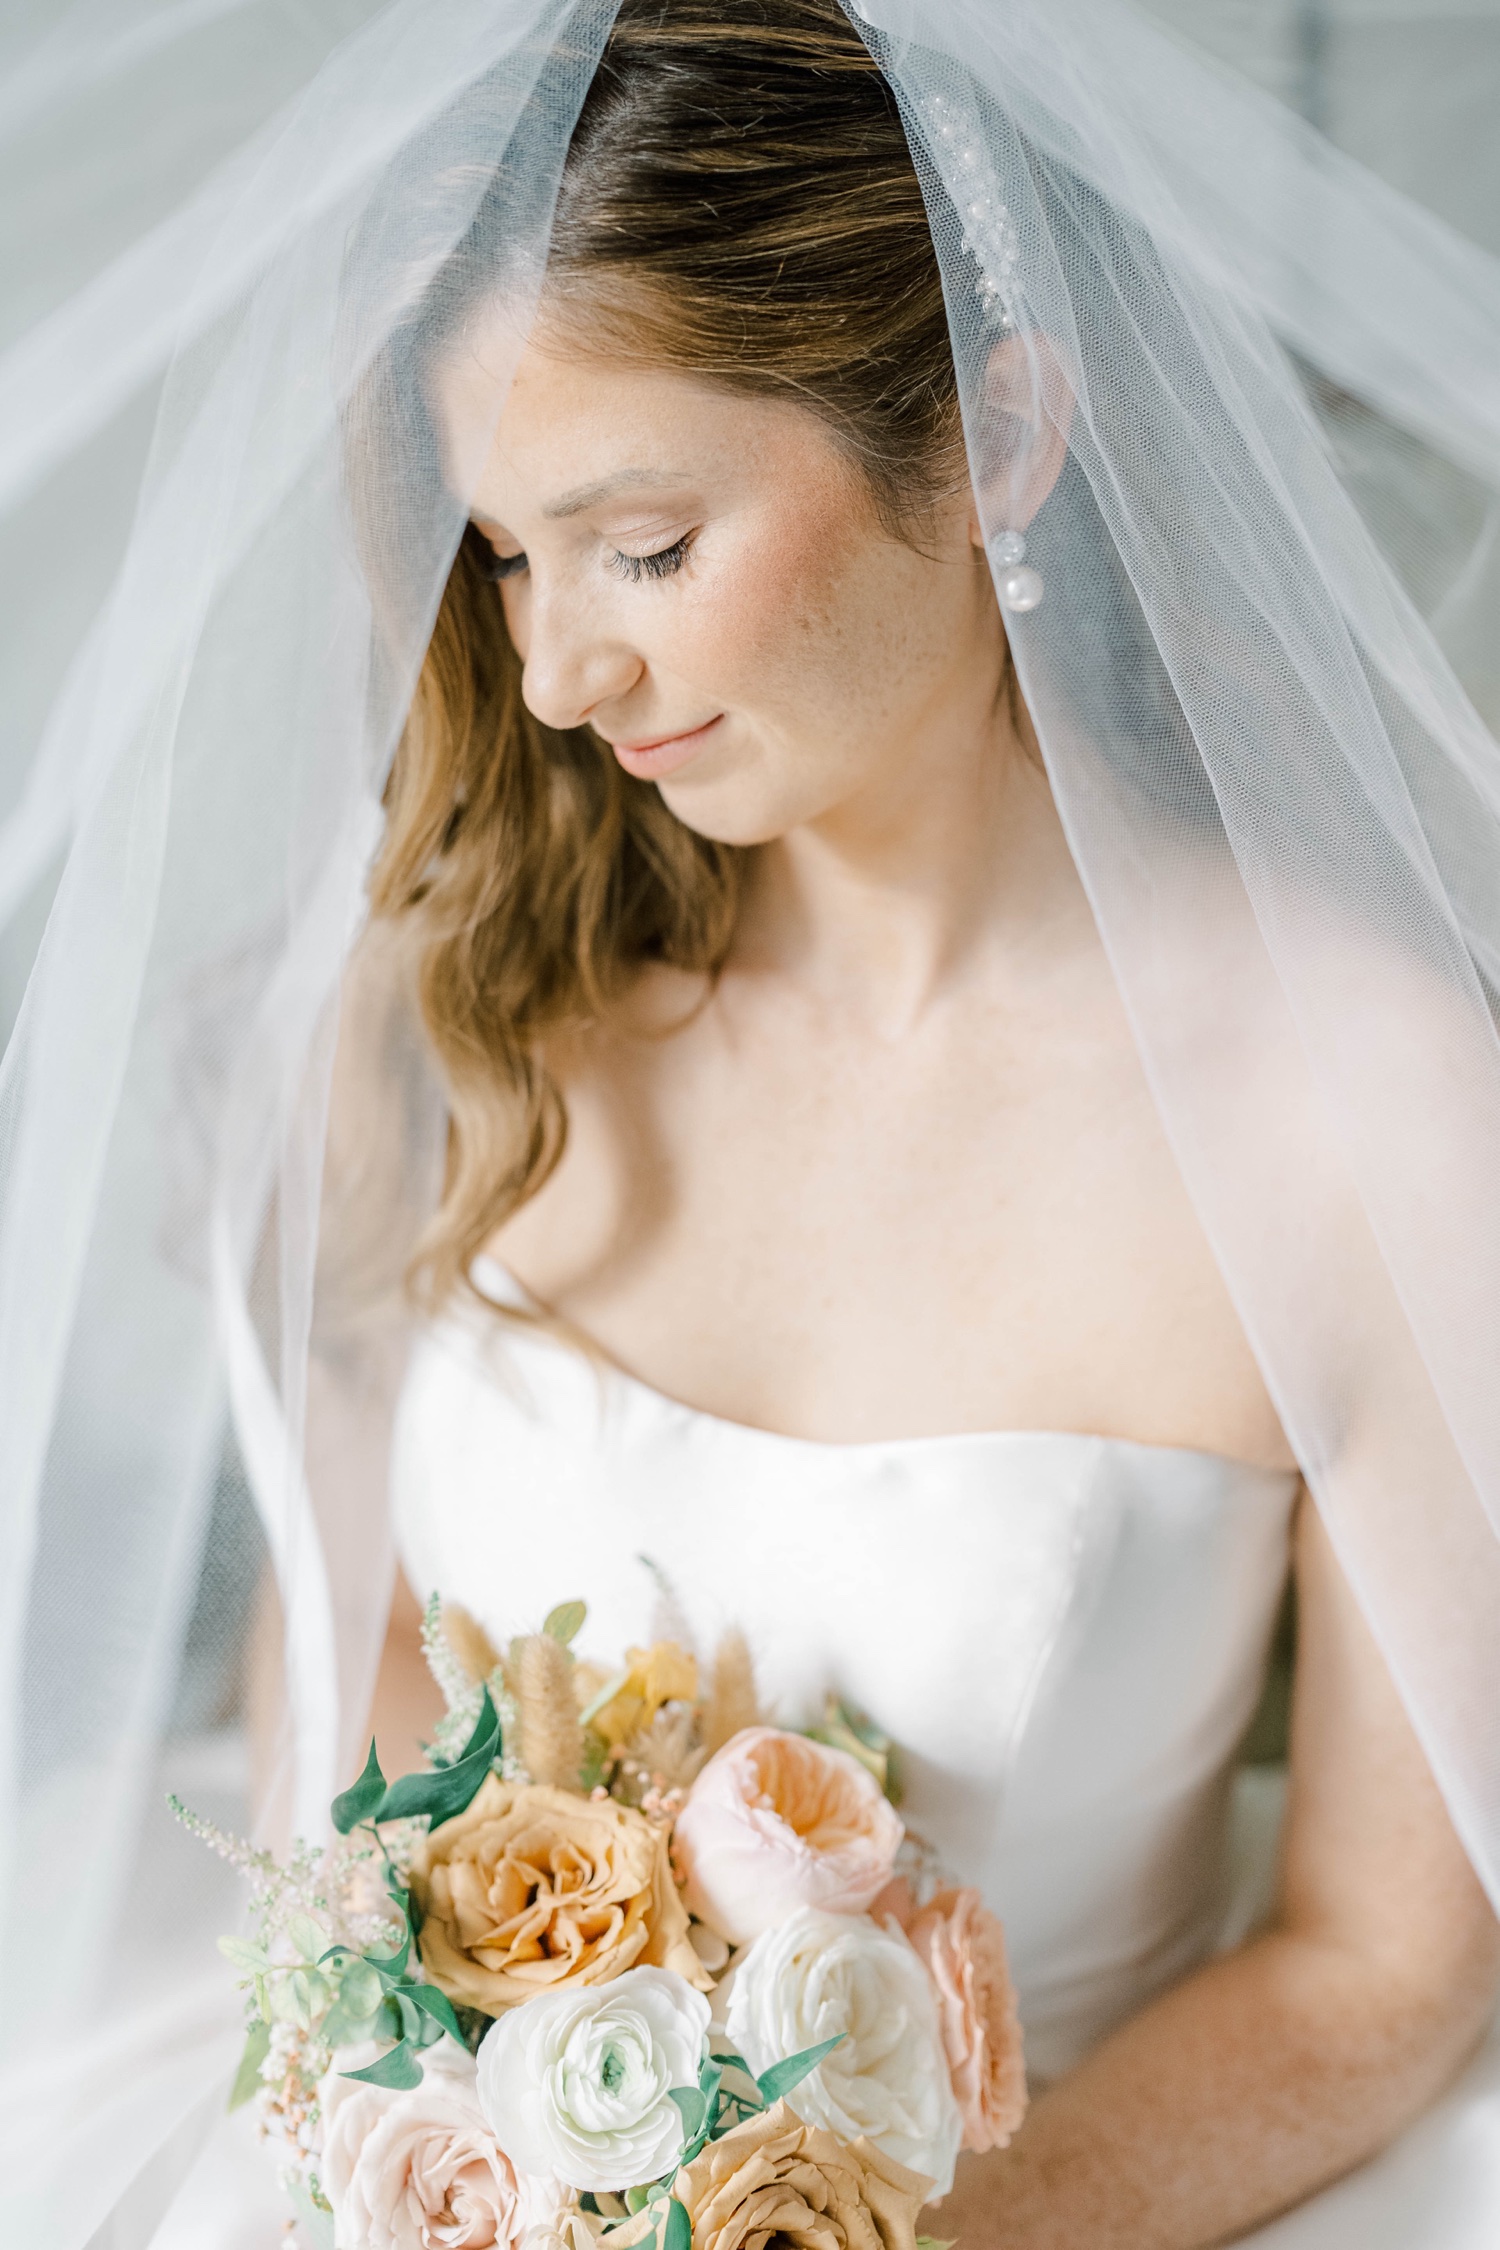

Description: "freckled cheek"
668 519 880 711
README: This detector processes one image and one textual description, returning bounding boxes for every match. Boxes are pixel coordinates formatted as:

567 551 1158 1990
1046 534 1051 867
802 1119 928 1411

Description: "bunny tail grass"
515 1631 585 1788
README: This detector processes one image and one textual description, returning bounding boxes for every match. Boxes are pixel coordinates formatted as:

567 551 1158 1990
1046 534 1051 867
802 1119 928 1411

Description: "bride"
5 1 1500 2245
360 3 1500 2241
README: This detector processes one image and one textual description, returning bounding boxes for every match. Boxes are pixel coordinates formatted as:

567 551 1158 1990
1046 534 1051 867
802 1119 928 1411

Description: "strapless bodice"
154 1260 1500 2248
392 1260 1298 2081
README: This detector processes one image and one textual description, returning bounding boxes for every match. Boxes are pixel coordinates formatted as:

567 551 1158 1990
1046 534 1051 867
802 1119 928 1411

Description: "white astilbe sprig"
168 1799 407 1959
172 1801 425 2215
420 1584 526 1773
421 1590 524 1775
169 1797 326 1922
422 1590 482 1720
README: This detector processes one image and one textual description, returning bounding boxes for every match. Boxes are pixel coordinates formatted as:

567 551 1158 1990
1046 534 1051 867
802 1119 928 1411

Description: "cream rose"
409 1779 708 2013
625 2100 929 2250
671 1728 902 1945
320 2037 554 2250
902 1887 1028 2154
476 1967 711 2192
724 1907 963 2197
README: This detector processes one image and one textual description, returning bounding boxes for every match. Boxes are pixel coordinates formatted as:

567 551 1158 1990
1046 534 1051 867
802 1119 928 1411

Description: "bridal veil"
3 0 1500 2240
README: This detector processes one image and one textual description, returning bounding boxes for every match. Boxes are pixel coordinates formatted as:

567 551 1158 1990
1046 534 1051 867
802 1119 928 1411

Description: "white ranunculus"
319 2035 557 2250
724 1906 964 2197
476 1967 711 2193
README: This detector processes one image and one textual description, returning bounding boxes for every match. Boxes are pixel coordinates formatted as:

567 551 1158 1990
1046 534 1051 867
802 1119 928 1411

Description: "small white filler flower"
476 1966 711 2193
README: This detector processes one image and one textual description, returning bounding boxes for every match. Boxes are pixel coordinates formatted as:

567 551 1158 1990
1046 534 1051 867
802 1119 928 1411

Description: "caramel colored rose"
661 2101 929 2250
409 1778 710 2012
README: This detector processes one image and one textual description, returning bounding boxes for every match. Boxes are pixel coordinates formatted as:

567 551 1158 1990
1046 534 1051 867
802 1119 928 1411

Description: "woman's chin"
654 767 807 850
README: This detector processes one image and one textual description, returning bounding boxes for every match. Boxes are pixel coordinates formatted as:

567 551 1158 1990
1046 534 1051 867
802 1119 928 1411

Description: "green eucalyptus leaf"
332 1739 387 1835
708 2049 764 2120
543 1599 587 1647
404 1982 466 2046
227 2019 271 2112
320 1991 381 2049
217 1935 269 1976
625 2186 652 2215
375 1691 500 1827
267 1972 302 2025
289 1912 329 1963
342 2039 424 2091
287 1969 316 2031
668 2087 707 2143
367 1922 413 1981
287 2178 336 2249
339 1960 385 2020
664 2198 691 2250
578 1668 632 1729
755 2034 844 2107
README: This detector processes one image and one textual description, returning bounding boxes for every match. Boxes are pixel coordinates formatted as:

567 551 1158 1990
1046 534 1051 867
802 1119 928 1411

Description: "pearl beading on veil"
918 89 1020 333
918 91 1044 610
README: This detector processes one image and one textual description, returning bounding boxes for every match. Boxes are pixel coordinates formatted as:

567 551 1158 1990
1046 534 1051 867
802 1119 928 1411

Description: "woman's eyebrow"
542 466 683 519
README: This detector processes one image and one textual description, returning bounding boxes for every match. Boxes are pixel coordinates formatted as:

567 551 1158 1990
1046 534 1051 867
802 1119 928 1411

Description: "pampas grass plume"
704 1626 760 1755
441 1601 501 1687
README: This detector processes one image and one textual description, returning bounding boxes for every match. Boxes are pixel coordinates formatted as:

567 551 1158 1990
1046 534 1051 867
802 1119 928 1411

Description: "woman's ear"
965 332 1076 548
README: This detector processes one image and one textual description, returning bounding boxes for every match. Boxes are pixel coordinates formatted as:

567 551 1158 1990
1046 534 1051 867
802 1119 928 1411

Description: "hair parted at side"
373 0 967 1308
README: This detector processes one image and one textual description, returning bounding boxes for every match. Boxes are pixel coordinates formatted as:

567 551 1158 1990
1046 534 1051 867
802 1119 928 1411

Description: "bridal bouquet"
182 1599 1026 2249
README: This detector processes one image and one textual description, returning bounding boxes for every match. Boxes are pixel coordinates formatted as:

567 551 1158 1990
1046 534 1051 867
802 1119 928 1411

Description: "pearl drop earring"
988 529 1044 613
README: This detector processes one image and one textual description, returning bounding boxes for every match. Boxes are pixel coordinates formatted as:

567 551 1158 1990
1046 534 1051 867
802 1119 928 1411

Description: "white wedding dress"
384 1258 1500 2249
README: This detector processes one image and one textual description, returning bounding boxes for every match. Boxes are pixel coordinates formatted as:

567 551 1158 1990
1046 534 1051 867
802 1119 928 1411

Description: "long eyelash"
609 534 693 584
464 524 526 582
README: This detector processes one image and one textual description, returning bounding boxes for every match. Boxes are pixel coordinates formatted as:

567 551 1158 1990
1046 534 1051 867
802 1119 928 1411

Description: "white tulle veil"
3 0 1500 2240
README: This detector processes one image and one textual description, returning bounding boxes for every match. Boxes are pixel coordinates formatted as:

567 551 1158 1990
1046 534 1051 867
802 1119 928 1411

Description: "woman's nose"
516 582 644 733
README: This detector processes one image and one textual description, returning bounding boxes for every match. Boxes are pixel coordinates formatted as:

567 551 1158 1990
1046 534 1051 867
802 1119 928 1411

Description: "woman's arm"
941 1493 1500 2249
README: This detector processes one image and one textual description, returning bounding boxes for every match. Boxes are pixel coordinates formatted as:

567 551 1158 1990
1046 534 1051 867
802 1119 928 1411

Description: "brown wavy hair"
372 0 968 1305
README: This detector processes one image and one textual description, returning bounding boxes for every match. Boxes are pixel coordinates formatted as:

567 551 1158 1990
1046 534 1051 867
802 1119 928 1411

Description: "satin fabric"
380 1265 1500 2243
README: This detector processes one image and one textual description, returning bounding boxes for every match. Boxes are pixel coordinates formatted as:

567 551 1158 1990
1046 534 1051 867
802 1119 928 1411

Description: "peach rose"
409 1778 709 2012
671 1728 903 1944
319 2037 555 2250
657 2099 928 2250
901 1887 1027 2153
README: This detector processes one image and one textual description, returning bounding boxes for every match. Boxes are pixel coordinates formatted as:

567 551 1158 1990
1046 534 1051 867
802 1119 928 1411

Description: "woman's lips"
608 715 723 780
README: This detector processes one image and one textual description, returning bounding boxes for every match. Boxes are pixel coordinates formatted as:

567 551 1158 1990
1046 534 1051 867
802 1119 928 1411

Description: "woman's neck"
732 672 1084 1039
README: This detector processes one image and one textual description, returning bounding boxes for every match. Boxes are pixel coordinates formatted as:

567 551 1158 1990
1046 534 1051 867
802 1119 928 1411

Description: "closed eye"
464 523 526 582
608 533 694 584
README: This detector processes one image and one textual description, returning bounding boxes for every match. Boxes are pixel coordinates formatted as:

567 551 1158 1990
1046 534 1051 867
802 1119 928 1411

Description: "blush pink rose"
671 1726 903 1944
899 1887 1028 2154
320 2038 556 2250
